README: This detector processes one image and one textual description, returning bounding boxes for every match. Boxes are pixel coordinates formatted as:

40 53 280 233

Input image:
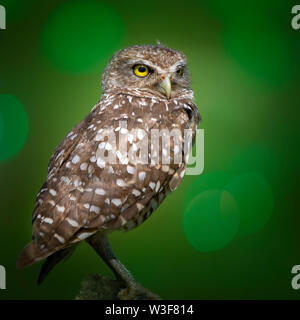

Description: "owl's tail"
17 241 76 285
16 241 52 269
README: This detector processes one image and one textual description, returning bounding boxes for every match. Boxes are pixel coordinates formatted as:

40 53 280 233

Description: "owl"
17 44 200 300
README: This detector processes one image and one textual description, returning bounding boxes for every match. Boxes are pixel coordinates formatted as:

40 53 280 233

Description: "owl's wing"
18 105 100 268
17 95 193 268
70 97 194 233
31 109 96 224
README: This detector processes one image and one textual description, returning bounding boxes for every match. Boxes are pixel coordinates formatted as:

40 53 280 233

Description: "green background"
0 0 299 299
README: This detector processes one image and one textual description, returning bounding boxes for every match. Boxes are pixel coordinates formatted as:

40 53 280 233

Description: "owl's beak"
158 76 171 99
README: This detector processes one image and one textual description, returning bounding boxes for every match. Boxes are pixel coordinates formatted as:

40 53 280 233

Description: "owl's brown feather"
17 94 198 269
17 45 200 286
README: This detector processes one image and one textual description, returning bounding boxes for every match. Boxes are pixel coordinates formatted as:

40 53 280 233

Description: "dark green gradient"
0 0 299 299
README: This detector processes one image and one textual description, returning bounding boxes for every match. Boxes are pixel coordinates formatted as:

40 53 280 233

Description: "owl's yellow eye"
176 68 183 76
133 65 149 77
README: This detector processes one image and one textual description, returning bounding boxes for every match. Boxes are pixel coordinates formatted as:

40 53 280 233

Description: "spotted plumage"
17 44 200 298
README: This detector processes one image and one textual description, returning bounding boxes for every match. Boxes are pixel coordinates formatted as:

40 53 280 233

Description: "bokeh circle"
0 94 28 161
41 0 125 73
183 171 232 209
183 189 240 252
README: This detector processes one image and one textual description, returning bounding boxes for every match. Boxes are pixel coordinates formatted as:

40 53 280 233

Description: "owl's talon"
117 285 161 300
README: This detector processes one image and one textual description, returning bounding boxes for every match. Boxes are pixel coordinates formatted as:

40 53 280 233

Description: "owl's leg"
86 231 135 284
87 232 161 300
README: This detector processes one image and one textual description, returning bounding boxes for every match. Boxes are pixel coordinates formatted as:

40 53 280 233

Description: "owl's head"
101 44 192 100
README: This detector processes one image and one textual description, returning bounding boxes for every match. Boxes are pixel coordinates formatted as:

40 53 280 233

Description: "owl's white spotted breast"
31 93 199 254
